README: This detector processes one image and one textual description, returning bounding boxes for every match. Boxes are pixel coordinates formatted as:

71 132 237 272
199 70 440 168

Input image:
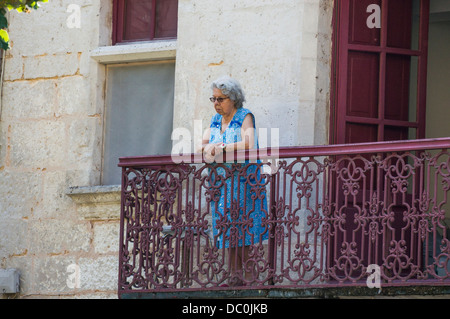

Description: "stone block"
1 79 57 120
29 219 91 255
3 55 24 81
23 53 79 79
37 170 77 219
9 120 66 168
0 170 43 219
0 219 29 259
78 255 118 291
55 75 90 116
66 118 98 167
33 255 78 294
93 222 120 254
8 0 99 56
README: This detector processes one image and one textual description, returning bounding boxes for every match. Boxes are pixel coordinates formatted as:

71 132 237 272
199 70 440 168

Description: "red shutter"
331 0 430 145
113 0 178 44
123 0 153 41
155 0 178 39
329 0 431 278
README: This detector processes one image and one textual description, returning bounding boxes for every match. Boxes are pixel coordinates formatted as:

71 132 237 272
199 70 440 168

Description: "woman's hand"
203 142 224 163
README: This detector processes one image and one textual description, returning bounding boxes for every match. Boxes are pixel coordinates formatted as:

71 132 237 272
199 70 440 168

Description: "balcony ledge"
120 285 450 299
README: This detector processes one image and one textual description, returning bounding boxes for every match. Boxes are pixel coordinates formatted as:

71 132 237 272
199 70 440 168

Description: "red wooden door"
329 0 430 281
332 0 430 145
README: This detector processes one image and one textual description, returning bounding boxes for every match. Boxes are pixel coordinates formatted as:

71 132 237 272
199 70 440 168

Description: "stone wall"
0 0 333 298
0 0 118 298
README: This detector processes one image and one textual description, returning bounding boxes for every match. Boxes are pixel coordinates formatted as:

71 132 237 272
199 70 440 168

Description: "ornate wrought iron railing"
118 138 450 297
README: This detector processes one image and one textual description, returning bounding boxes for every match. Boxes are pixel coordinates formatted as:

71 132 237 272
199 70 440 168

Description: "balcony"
117 138 450 299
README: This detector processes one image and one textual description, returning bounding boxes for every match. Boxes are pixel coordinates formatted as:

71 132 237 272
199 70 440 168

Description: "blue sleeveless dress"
208 107 269 248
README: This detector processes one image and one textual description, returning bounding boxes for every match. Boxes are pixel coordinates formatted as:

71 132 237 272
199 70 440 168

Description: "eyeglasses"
209 97 229 103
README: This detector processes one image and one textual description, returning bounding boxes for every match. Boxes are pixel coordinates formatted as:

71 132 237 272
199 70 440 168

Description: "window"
113 0 178 44
102 60 176 185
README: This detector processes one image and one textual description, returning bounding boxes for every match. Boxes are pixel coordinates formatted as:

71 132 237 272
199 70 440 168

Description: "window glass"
102 61 175 185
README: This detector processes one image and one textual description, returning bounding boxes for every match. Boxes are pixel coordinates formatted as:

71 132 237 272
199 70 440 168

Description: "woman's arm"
201 113 255 158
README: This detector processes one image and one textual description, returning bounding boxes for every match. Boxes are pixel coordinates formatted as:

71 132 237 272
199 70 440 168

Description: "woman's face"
212 88 235 116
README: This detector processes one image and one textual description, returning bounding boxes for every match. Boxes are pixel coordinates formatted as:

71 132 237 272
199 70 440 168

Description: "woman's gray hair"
211 76 246 109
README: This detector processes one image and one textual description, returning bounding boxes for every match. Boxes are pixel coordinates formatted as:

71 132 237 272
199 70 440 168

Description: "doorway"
327 0 450 281
331 0 430 145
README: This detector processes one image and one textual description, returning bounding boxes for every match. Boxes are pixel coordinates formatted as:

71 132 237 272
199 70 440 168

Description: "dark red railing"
118 138 450 297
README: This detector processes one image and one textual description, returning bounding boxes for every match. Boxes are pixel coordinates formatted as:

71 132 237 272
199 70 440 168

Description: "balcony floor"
120 284 450 299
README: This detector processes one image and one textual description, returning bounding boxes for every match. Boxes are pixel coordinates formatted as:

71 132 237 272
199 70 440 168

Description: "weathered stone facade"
0 0 333 298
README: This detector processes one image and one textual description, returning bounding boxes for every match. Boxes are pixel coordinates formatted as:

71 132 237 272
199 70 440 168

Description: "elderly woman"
201 76 268 286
